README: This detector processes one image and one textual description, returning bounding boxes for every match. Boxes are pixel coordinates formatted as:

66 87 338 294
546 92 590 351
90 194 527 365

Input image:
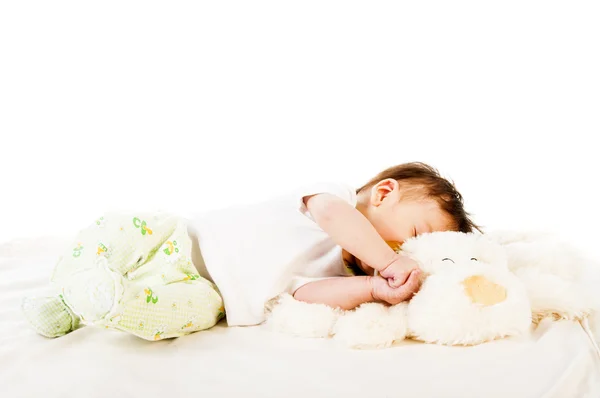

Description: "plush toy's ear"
486 231 596 323
400 231 508 274
492 234 586 280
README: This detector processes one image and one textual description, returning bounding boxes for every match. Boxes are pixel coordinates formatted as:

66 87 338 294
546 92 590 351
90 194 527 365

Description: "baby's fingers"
404 269 421 291
393 270 422 301
388 270 412 288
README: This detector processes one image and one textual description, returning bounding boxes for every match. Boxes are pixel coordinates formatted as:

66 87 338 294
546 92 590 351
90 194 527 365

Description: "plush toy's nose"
461 275 507 306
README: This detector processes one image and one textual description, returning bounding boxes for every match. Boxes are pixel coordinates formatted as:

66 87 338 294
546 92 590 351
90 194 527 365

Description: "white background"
1 1 599 259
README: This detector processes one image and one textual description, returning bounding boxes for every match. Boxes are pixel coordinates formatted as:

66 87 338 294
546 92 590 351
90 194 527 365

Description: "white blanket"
1 237 599 398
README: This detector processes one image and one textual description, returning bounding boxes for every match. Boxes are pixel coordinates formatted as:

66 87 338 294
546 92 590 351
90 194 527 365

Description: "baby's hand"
369 270 422 305
379 253 421 288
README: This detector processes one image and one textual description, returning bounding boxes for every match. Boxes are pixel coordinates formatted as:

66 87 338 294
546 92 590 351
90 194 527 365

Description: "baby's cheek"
376 221 408 243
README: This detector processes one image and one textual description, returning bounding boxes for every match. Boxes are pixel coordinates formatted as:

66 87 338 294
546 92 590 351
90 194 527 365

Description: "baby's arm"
303 193 398 272
294 274 421 310
293 193 421 309
294 276 373 309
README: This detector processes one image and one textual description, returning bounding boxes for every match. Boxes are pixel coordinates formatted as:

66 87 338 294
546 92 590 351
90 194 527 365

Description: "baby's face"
372 198 453 247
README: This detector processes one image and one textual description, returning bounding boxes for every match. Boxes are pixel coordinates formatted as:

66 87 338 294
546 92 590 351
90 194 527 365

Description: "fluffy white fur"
487 231 595 322
406 262 531 345
333 303 408 349
265 231 598 349
265 293 341 338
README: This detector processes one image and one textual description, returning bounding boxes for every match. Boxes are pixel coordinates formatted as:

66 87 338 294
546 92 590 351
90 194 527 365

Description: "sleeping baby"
22 162 478 341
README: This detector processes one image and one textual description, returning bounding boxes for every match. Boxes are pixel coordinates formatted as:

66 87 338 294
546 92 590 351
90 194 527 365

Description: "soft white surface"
1 238 600 398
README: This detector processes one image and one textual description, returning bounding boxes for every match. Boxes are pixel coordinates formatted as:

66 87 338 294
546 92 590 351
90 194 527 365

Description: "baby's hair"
357 162 482 233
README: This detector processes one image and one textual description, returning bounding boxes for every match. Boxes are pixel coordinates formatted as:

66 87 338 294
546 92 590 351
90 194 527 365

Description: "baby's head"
356 162 479 246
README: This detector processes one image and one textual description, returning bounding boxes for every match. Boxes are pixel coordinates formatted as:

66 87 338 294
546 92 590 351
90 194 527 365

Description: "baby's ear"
370 178 399 206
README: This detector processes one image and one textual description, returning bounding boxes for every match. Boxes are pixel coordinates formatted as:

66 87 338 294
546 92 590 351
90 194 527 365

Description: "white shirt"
187 182 358 326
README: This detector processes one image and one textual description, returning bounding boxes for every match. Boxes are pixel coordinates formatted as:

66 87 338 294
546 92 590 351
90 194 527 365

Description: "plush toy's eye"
470 257 478 261
442 258 455 263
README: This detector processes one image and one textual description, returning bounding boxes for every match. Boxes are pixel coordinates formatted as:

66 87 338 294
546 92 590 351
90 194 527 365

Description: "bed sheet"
1 237 599 398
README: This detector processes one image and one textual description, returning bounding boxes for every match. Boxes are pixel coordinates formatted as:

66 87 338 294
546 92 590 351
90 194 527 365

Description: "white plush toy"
265 231 597 349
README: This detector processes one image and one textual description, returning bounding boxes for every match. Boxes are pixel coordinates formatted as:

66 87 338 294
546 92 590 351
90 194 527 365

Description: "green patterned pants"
22 213 224 341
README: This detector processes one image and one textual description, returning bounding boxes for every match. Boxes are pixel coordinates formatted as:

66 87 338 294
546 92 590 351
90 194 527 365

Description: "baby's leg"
106 278 224 341
102 217 225 341
22 212 183 338
21 296 80 338
51 212 183 281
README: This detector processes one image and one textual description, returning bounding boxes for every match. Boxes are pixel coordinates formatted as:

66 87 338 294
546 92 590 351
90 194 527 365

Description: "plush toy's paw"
22 296 80 338
333 303 408 349
264 294 341 338
408 263 531 346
